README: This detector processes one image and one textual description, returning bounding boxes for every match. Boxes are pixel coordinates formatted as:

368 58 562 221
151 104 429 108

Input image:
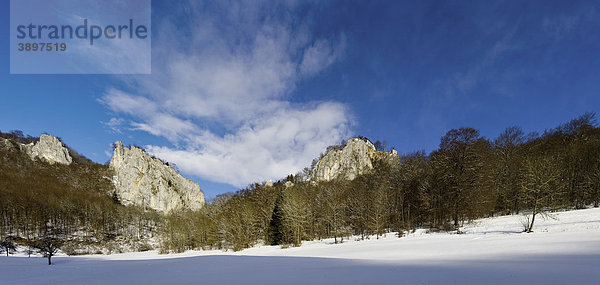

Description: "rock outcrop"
21 134 73 165
109 141 205 213
311 137 398 182
0 138 15 151
2 134 73 165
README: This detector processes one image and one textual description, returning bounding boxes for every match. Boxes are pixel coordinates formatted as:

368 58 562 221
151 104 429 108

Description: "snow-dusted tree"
521 155 564 233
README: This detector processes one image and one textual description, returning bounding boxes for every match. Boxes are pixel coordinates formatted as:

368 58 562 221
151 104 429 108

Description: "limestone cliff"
109 141 205 213
311 137 398 182
22 134 73 165
1 134 72 165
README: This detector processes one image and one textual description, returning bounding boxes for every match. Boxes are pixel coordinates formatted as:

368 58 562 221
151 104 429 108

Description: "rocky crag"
1 132 205 213
0 134 72 165
311 137 398 182
109 141 205 213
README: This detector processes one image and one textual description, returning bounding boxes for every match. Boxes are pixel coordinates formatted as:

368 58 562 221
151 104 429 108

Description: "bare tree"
25 247 34 258
394 152 428 234
369 174 389 239
317 181 348 244
281 186 311 246
434 128 494 229
32 237 63 265
374 140 387 152
521 155 564 233
0 238 16 256
493 126 526 214
584 156 600 208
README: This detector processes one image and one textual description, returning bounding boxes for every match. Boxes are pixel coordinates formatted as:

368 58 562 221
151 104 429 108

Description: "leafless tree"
32 237 63 265
0 238 16 256
521 155 564 233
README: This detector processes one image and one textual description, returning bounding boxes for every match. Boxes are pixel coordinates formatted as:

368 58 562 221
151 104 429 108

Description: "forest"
1 113 600 254
0 133 161 254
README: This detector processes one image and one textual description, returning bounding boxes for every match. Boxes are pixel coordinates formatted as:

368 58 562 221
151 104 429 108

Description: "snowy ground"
2 208 599 285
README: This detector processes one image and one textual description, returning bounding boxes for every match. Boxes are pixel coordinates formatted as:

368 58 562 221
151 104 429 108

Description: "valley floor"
2 208 599 285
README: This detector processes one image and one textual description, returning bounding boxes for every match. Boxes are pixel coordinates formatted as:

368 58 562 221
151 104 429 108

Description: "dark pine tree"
268 189 285 245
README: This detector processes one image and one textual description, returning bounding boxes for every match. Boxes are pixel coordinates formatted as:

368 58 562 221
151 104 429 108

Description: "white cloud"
300 35 347 77
101 117 125 133
101 1 352 187
146 102 349 187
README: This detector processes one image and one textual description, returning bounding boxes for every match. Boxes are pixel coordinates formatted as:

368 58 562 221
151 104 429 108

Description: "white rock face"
311 137 398 182
109 141 205 213
20 134 72 165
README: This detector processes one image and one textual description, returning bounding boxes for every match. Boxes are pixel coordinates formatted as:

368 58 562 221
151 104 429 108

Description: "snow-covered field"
2 208 599 285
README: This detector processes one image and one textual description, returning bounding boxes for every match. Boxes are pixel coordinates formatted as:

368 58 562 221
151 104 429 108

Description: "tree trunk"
528 212 536 233
453 213 459 228
48 255 52 265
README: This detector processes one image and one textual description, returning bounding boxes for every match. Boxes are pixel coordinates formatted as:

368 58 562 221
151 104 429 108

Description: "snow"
1 208 599 285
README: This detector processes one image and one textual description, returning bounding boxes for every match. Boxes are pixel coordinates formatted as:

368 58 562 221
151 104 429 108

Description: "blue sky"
2 0 600 199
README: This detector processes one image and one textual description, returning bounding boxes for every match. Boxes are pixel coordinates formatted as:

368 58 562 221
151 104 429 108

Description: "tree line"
159 113 600 251
2 113 599 255
0 135 161 256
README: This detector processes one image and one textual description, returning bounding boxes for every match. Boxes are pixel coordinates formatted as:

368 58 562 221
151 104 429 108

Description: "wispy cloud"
300 35 347 77
101 117 125 133
100 1 351 187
